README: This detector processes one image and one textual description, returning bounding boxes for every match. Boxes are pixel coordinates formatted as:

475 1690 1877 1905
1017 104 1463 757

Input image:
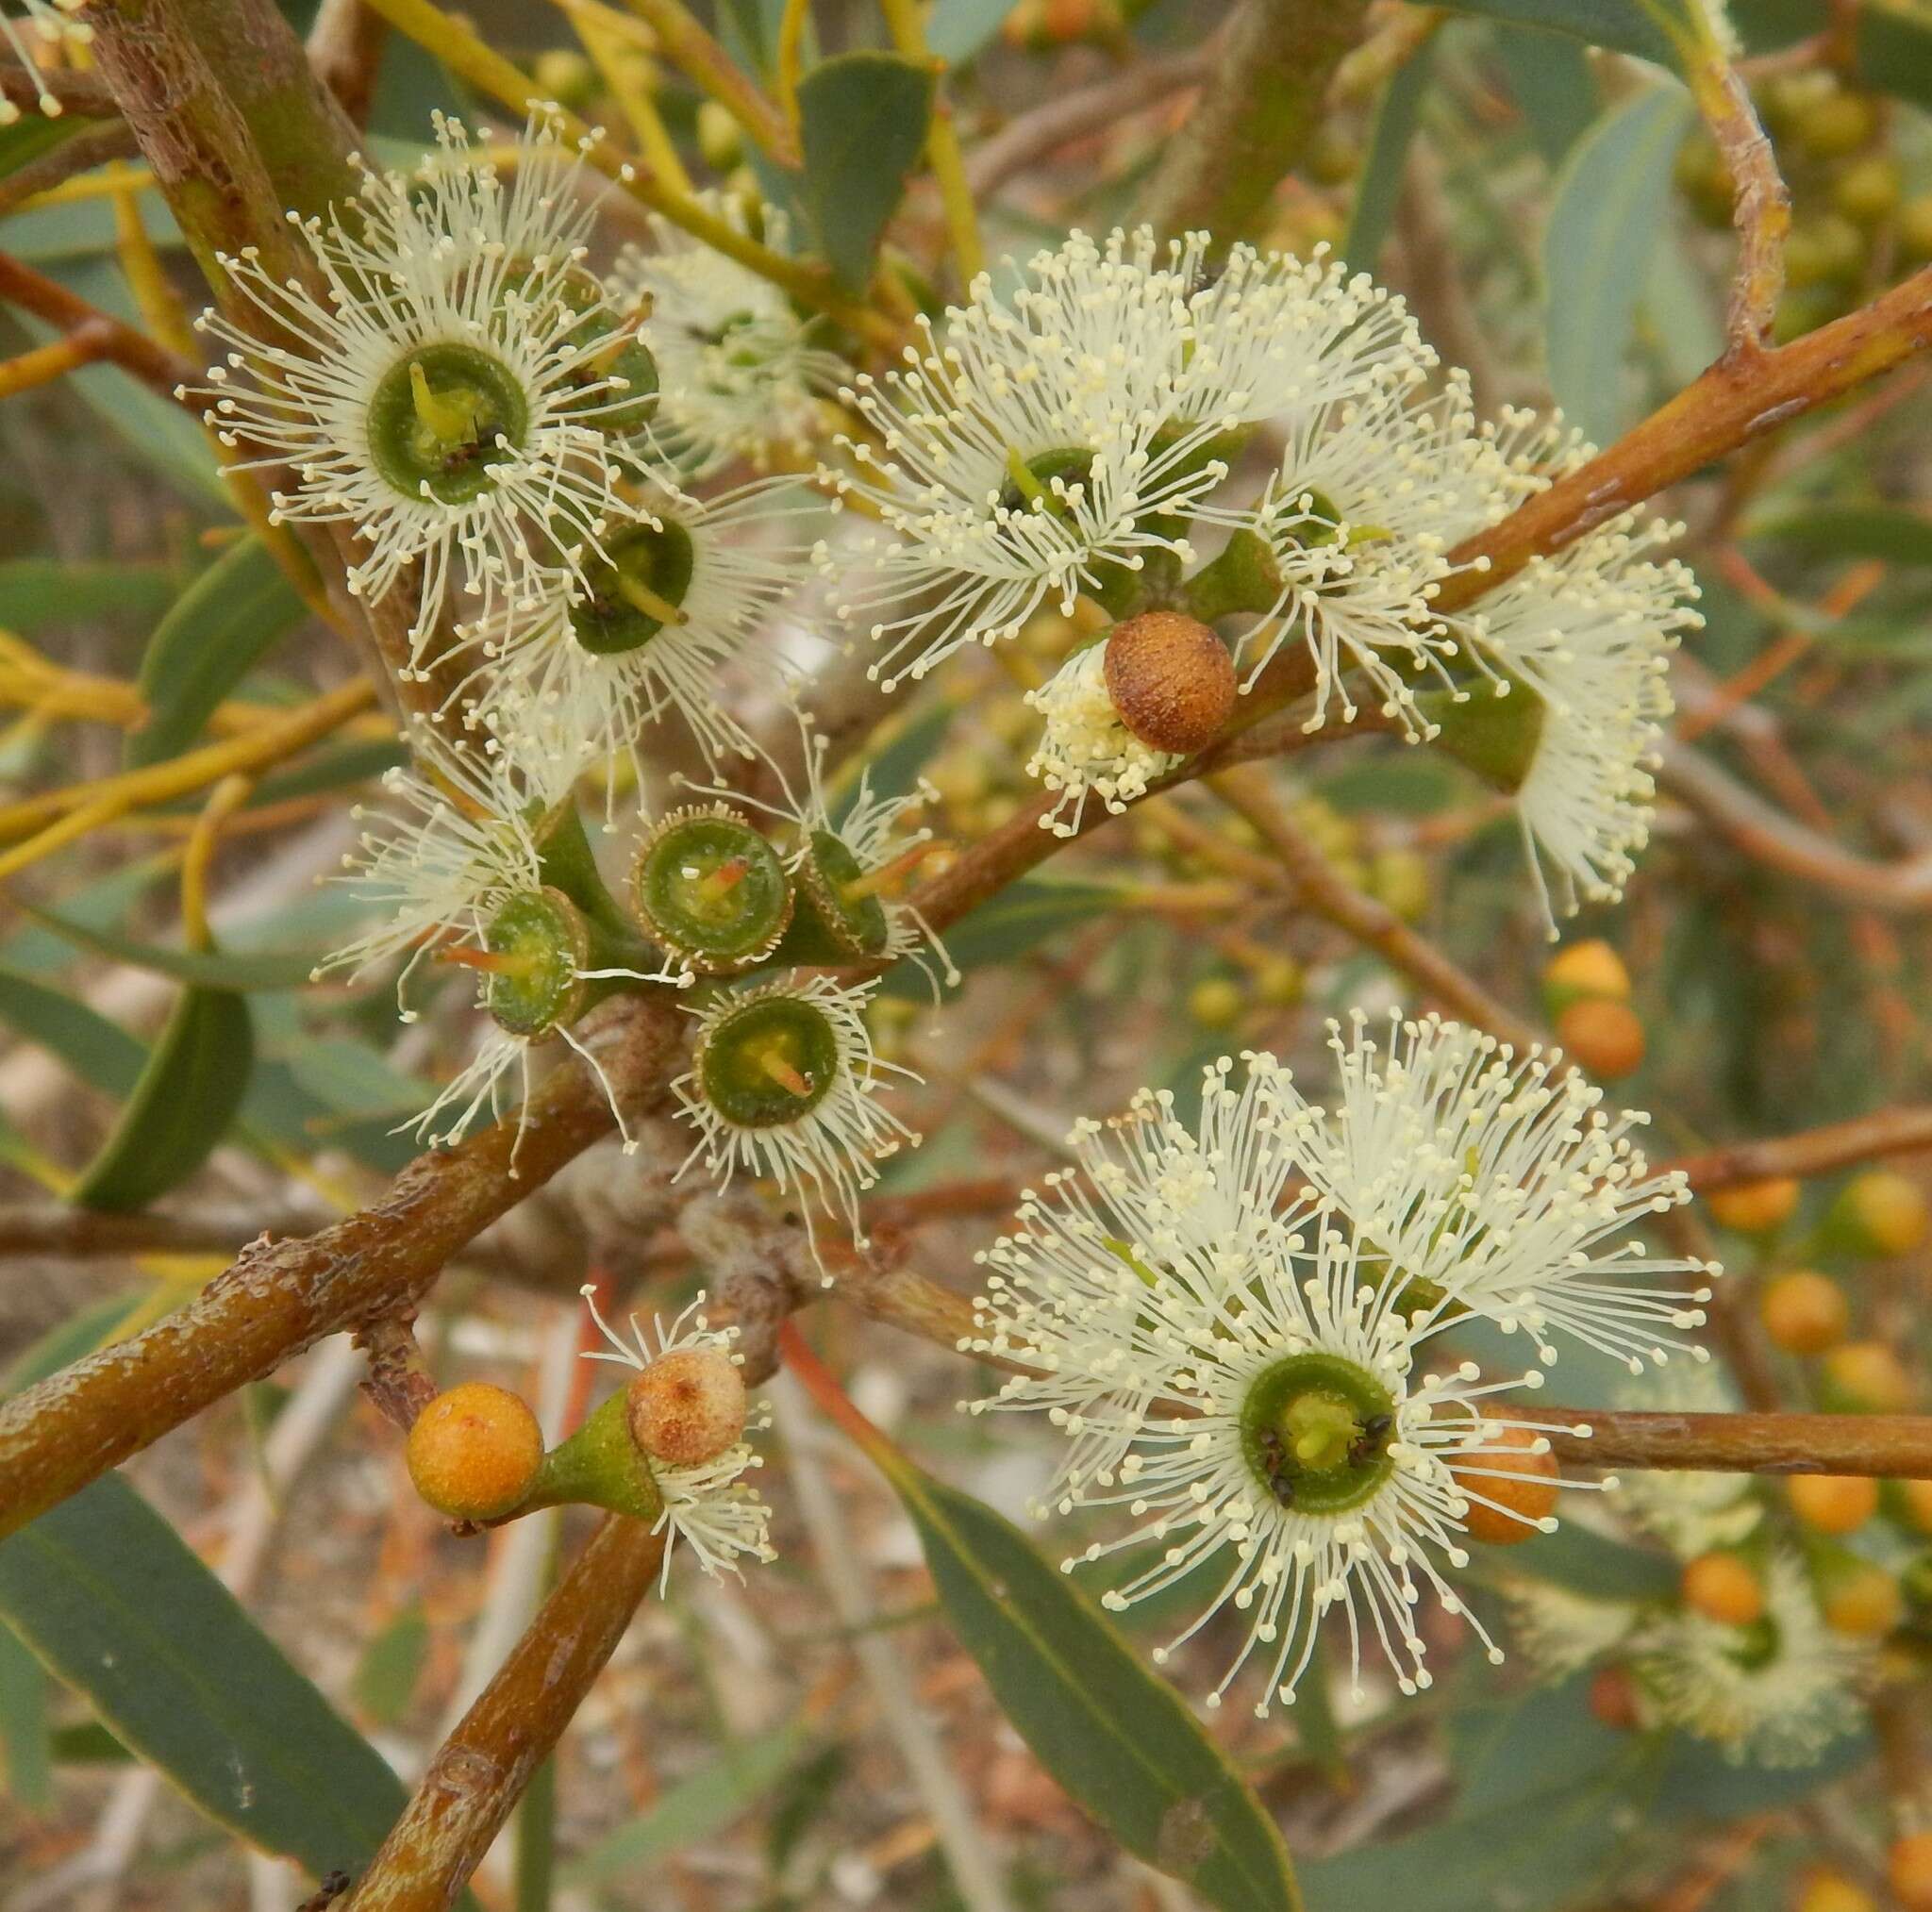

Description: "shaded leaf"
351 1603 429 1729
73 984 255 1211
926 0 1013 64
0 558 177 631
0 1477 406 1877
1542 87 1694 446
1438 0 1674 64
125 537 308 769
874 1456 1301 1912
1488 1518 1678 1604
1493 22 1600 164
0 1622 50 1812
879 877 1120 999
562 1717 813 1885
1746 503 1932 566
22 902 325 990
1342 36 1438 269
797 53 936 295
0 963 146 1097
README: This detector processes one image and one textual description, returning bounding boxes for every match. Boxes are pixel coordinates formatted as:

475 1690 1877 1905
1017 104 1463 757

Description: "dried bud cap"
1680 1552 1765 1626
1102 611 1236 757
1451 1415 1559 1545
407 1381 543 1521
627 1347 747 1467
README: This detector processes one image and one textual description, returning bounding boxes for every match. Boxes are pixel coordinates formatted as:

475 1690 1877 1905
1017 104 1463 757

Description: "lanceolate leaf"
1542 87 1693 448
1342 36 1439 269
796 52 936 295
0 964 146 1097
22 902 327 991
0 1478 407 1877
125 536 309 770
73 984 255 1211
1435 0 1675 65
850 1435 1299 1908
1745 504 1932 567
0 558 178 631
878 877 1121 999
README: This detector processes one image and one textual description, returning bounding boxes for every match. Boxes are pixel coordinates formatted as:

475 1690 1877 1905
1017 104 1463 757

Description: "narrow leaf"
22 902 326 991
1342 37 1438 269
73 984 255 1211
1436 0 1675 65
1745 503 1932 566
125 537 308 769
0 964 146 1097
1542 88 1693 447
1492 23 1600 164
867 1450 1299 1910
879 877 1121 999
0 1622 51 1811
0 558 177 631
796 52 936 295
0 1477 407 1876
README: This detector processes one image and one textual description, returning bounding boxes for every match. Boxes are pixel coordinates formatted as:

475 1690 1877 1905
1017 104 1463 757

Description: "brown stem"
1542 1408 1932 1479
1667 1106 1932 1191
1435 263 1932 608
0 121 142 218
1208 761 1546 1053
354 1316 439 1434
0 997 684 1541
339 1515 666 1912
0 250 196 398
0 60 119 115
1687 50 1790 349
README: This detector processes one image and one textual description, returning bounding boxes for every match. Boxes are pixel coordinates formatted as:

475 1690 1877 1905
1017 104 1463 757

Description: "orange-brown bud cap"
626 1347 747 1467
407 1381 543 1521
1102 611 1236 757
1821 1559 1903 1637
1556 997 1645 1080
1452 1416 1560 1545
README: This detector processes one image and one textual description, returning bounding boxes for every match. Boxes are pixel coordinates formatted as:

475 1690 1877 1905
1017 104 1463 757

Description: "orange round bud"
1681 1552 1765 1627
1102 611 1237 756
1797 1869 1877 1912
1706 1176 1801 1236
1759 1271 1850 1356
1787 1472 1879 1537
1821 1560 1903 1638
1542 937 1631 1005
407 1382 543 1521
626 1347 747 1467
1836 1171 1930 1259
1556 998 1645 1080
1891 1833 1932 1912
1588 1663 1642 1732
1824 1339 1915 1413
1453 1416 1560 1544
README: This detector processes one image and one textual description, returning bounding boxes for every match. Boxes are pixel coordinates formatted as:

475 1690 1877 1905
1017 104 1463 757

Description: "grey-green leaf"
0 1477 407 1876
882 1460 1301 1912
1542 87 1693 447
1342 36 1439 270
0 964 146 1096
125 536 309 769
1436 0 1674 65
797 52 936 295
879 877 1121 999
73 984 255 1211
0 558 178 631
22 901 327 990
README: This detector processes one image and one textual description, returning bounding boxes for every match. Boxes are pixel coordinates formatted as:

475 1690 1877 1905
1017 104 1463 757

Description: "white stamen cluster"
969 1037 1696 1711
580 1288 777 1588
1024 641 1181 837
1278 1011 1717 1372
191 113 641 658
617 199 842 475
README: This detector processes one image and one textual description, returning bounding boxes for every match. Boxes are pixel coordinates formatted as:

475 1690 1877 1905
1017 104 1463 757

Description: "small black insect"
1257 1428 1297 1506
1348 1413 1394 1470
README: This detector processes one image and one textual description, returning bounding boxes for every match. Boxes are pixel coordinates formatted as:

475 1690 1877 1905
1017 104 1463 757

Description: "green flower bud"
633 805 793 973
520 1388 665 1521
773 828 892 964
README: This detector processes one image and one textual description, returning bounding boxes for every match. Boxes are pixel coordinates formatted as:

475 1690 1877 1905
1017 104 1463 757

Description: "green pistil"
366 341 528 507
569 519 697 657
1240 1351 1397 1516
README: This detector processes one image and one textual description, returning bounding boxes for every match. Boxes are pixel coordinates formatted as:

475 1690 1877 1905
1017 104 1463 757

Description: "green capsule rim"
1238 1350 1398 1518
795 828 891 961
366 340 529 507
632 805 793 973
483 885 589 1038
568 516 696 657
694 992 841 1130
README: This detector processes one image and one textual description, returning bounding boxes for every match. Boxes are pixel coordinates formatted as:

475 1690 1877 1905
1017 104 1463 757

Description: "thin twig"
1667 1107 1932 1191
0 250 196 398
0 60 118 117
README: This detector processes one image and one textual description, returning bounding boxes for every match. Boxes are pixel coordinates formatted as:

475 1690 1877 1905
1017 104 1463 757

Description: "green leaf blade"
797 52 935 295
877 1457 1301 1912
0 1477 406 1877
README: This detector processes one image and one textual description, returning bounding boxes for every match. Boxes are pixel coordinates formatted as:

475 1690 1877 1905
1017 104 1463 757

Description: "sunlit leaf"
797 52 936 295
